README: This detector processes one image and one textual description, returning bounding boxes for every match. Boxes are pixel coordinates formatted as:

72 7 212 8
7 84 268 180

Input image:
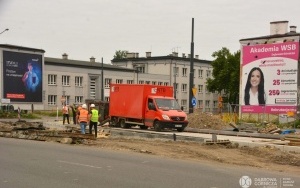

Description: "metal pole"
101 57 104 101
189 18 194 114
136 68 139 84
0 28 9 35
173 65 177 99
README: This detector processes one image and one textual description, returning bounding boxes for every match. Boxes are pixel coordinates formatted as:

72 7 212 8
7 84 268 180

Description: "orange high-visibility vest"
78 109 89 123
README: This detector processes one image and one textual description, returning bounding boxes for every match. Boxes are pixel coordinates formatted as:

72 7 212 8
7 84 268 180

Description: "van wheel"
140 125 148 130
110 117 119 127
154 121 162 132
120 119 129 129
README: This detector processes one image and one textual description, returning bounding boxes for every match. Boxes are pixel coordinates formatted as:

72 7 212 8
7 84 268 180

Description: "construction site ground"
1 110 300 175
84 136 300 174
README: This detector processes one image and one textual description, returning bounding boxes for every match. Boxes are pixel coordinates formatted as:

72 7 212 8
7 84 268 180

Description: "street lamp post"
173 66 177 99
0 28 9 35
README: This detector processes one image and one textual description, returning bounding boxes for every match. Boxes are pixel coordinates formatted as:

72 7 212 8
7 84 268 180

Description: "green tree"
206 47 240 104
113 50 128 59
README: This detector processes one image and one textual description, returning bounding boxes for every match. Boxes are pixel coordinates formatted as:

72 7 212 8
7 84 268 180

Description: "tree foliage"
206 47 240 104
113 50 128 59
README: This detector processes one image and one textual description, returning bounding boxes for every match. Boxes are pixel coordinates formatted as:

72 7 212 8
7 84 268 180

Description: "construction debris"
284 134 300 146
258 123 279 134
97 129 111 138
0 121 97 143
204 139 231 145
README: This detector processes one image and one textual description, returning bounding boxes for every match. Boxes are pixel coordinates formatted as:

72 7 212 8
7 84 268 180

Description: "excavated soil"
84 137 300 174
187 109 228 129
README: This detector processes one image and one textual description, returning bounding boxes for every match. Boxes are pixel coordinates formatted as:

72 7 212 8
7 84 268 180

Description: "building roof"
111 55 212 65
0 44 45 53
240 32 300 41
45 57 135 72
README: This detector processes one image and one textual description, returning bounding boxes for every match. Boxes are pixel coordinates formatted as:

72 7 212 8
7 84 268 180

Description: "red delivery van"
109 84 188 132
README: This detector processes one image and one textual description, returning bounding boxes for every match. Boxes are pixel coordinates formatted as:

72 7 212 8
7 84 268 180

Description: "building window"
205 100 210 108
138 80 144 84
197 100 203 108
90 78 96 99
181 84 187 92
152 81 156 85
158 82 163 85
198 85 203 93
75 96 83 104
213 101 218 108
105 96 110 102
48 74 57 85
198 69 203 78
137 66 145 73
116 79 123 84
75 76 83 87
105 78 111 88
145 81 150 84
174 67 179 76
181 99 187 110
64 95 70 105
164 82 169 86
206 70 211 78
127 80 134 84
62 75 70 86
48 95 57 105
182 68 187 77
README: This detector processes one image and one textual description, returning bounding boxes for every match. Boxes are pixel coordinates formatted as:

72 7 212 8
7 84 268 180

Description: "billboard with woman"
241 41 299 113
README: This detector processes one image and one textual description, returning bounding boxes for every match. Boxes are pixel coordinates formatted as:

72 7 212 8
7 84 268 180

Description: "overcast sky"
1 0 300 63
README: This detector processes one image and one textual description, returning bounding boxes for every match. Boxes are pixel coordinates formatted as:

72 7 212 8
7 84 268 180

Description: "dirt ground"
1 111 300 175
83 136 300 174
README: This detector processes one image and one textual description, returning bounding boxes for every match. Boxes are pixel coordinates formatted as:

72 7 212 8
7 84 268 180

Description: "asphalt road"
0 137 299 188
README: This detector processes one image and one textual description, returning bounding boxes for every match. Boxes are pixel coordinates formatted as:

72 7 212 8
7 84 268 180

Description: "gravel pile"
187 109 229 130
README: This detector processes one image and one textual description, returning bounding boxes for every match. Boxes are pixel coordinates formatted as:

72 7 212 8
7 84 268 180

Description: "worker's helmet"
90 104 95 108
82 104 87 109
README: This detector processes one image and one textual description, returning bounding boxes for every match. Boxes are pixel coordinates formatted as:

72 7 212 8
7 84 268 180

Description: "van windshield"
155 98 181 110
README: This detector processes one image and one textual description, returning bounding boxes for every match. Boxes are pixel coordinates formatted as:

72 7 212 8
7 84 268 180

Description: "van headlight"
162 114 170 120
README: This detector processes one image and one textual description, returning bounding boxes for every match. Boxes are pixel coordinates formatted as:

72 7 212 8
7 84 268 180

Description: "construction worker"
70 103 77 125
89 104 99 138
77 104 89 134
62 104 70 125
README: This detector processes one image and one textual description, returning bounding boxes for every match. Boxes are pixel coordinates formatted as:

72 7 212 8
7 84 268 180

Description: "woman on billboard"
244 67 266 105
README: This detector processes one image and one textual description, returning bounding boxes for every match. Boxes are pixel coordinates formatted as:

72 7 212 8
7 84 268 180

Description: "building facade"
1 44 218 113
112 52 219 112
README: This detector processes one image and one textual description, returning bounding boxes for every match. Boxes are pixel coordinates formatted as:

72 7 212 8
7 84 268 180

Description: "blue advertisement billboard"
3 51 43 102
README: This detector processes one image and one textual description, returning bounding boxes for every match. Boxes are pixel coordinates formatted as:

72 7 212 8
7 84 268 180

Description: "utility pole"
189 18 195 114
101 57 104 101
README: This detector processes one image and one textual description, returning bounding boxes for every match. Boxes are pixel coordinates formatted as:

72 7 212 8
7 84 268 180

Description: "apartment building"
111 52 219 112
